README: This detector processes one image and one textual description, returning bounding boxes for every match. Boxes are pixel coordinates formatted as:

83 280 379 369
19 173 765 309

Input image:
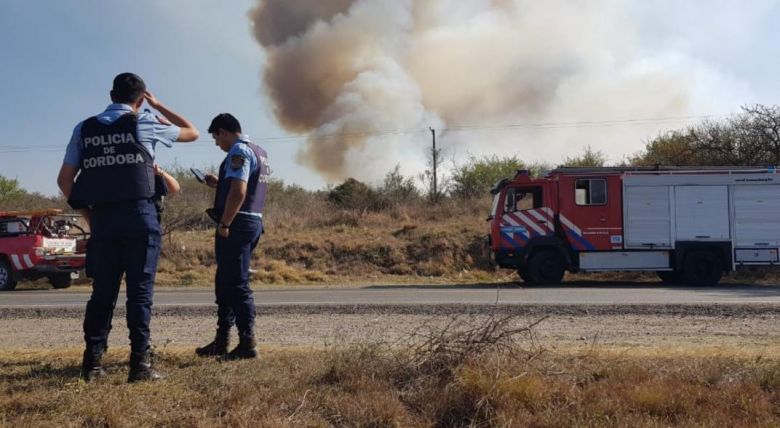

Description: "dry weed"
1 316 779 427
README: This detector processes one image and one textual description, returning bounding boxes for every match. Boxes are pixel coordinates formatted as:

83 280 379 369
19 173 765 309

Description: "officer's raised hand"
142 90 200 143
143 90 163 109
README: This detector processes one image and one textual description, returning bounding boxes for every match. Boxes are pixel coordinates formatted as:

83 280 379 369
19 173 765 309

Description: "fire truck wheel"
527 249 565 285
48 273 72 289
682 250 723 287
0 259 18 291
656 270 682 284
517 267 532 283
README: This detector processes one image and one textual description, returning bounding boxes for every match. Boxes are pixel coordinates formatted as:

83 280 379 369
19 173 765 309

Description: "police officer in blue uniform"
196 113 269 360
57 73 200 382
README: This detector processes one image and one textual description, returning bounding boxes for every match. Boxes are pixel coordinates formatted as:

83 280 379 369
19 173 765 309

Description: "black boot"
81 345 106 383
222 334 258 361
195 328 230 357
128 348 166 383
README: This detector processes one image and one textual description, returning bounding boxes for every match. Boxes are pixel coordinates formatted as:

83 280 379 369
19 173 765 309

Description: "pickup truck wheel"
682 250 723 287
49 273 72 289
0 259 18 291
527 250 565 285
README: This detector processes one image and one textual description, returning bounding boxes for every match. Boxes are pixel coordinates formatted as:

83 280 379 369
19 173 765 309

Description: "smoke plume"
249 0 734 182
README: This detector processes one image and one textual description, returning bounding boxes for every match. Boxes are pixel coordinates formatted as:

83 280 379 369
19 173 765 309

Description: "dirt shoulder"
2 304 778 354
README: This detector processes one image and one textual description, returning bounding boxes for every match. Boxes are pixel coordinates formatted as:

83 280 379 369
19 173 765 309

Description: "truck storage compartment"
734 185 780 247
674 186 730 241
624 186 672 249
735 248 779 264
579 251 670 270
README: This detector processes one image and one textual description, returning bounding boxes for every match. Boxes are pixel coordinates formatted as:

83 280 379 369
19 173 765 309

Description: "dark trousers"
83 200 161 354
214 215 262 338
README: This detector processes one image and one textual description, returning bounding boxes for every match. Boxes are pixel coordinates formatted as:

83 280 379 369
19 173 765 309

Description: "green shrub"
327 178 389 211
379 165 421 205
0 175 66 212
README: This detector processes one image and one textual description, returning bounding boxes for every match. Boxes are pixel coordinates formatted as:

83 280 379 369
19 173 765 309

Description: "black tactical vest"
213 142 269 216
69 113 155 207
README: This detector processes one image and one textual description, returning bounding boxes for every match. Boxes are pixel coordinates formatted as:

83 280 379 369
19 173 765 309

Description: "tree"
0 175 23 201
630 129 700 166
735 104 780 164
562 146 607 167
450 155 526 199
380 165 420 204
0 175 66 212
631 104 780 167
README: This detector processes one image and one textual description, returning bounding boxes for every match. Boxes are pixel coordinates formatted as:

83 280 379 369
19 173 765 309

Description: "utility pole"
430 127 437 201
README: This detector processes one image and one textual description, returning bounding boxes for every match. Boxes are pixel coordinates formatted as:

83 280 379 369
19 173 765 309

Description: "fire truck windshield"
503 187 540 213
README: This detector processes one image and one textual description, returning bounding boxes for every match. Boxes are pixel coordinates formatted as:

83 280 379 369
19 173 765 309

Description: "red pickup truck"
0 209 88 291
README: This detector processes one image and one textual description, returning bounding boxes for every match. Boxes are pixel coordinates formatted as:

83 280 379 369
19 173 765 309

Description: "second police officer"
57 73 200 382
197 113 269 360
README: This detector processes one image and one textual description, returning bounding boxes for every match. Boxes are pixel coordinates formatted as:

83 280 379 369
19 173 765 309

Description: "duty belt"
90 198 155 211
237 211 263 219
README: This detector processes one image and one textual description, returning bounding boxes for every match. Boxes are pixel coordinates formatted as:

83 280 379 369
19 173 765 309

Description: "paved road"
2 283 779 308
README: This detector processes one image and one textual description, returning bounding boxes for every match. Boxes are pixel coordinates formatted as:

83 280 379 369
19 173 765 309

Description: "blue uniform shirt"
63 104 181 166
223 135 258 183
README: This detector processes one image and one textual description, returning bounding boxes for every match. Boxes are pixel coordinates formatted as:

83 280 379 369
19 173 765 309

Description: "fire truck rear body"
0 210 87 290
488 167 780 285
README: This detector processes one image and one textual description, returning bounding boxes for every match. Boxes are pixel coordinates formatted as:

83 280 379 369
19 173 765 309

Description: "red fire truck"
488 167 780 286
0 209 88 291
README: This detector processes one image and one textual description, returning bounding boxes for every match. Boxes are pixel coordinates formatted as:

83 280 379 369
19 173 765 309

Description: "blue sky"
0 0 323 195
1 1 779 196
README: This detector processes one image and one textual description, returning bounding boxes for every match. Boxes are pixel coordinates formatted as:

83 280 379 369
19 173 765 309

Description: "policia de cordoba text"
81 133 146 170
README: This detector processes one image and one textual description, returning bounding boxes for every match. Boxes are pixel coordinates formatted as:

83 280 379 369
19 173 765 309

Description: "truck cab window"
0 219 28 237
505 187 543 212
515 193 534 210
575 179 607 205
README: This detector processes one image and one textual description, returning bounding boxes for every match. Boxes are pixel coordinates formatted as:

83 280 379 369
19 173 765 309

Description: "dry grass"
150 195 780 287
1 316 779 427
154 199 501 286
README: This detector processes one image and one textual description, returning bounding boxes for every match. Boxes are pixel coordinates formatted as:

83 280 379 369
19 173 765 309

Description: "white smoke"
249 0 742 182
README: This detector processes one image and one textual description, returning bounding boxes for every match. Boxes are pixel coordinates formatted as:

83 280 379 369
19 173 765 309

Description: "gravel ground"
1 304 778 352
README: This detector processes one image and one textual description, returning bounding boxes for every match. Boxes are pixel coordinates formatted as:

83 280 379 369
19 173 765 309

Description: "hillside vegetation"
153 164 503 285
3 105 780 286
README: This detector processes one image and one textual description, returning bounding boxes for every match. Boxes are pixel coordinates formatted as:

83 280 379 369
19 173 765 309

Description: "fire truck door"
563 177 622 251
500 186 553 248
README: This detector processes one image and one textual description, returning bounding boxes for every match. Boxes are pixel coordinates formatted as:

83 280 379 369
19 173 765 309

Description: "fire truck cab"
488 167 780 286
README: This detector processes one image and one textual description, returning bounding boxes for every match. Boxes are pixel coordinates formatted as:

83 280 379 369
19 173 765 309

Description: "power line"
0 114 726 154
446 115 726 131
